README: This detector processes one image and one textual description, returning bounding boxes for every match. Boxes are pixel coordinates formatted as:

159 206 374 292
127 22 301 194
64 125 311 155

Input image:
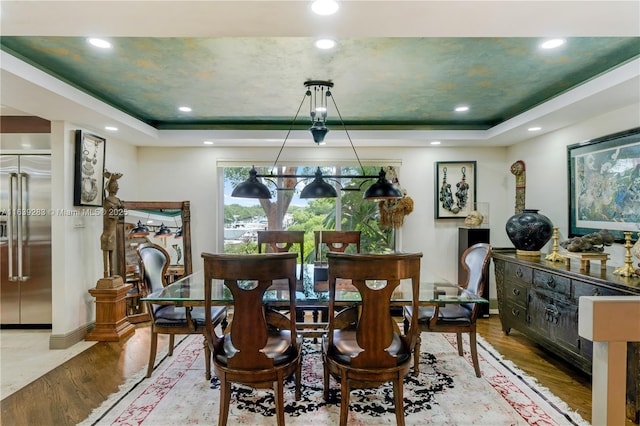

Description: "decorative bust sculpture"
464 210 484 227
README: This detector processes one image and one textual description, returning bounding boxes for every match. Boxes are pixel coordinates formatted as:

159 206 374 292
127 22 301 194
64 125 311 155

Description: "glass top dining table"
142 266 488 307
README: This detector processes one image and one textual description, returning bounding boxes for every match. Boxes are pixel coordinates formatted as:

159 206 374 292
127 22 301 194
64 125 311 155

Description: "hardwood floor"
0 316 596 425
476 316 592 422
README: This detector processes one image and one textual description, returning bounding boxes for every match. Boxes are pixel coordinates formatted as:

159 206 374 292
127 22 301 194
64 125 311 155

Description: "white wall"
50 122 138 340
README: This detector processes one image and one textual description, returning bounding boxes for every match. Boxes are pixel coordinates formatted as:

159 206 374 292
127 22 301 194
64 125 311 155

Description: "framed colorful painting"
567 127 640 242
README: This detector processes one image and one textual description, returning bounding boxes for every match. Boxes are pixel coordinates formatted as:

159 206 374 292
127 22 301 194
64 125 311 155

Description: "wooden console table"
492 248 640 424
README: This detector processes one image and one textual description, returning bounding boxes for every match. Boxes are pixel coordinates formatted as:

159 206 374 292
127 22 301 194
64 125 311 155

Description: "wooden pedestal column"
86 277 136 342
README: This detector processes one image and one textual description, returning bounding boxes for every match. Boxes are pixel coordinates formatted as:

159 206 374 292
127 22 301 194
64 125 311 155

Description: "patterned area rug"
81 332 590 425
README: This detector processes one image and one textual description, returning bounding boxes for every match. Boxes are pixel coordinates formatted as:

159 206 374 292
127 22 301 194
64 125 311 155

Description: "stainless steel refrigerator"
0 154 52 326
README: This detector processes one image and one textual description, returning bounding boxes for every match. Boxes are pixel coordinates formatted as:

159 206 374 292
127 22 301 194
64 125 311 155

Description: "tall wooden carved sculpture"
510 160 526 214
86 170 135 341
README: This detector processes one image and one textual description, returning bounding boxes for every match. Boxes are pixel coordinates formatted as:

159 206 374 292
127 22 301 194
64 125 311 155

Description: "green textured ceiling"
2 36 638 130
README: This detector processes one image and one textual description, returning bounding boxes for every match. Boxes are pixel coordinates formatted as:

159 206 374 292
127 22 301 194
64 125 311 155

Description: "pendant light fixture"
300 167 338 198
173 227 183 239
154 223 173 238
129 220 150 237
231 80 402 201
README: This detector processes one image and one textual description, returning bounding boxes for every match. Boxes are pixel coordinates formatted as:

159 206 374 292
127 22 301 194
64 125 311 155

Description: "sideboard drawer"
504 301 528 327
504 262 532 286
573 281 631 298
505 282 528 306
533 270 571 297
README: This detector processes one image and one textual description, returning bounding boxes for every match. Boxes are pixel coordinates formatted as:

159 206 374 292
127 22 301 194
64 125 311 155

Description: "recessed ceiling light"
311 0 339 15
454 106 469 112
88 38 111 49
179 106 192 112
430 141 441 145
315 39 336 50
105 126 118 131
203 141 214 145
528 127 542 132
540 39 565 49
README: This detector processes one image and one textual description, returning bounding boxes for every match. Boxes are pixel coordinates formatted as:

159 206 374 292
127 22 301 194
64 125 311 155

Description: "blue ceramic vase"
505 209 553 252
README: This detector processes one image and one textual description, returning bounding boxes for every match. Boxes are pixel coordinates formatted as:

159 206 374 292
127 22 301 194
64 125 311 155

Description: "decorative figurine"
101 171 125 278
464 210 484 227
559 229 615 253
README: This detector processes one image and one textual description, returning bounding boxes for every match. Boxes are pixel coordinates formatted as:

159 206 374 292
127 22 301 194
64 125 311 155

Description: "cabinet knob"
545 277 556 288
591 288 601 296
512 288 520 296
511 308 520 317
515 268 523 278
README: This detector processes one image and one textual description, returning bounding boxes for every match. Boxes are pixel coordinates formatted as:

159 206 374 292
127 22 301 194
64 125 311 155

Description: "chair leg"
168 334 175 356
393 376 406 426
295 355 302 401
323 354 330 401
218 375 231 426
413 334 421 376
274 372 286 426
203 337 211 381
470 331 481 378
146 331 158 378
456 332 464 356
339 376 351 426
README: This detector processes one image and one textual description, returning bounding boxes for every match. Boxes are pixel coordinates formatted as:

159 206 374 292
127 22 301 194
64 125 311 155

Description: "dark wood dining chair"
323 252 423 426
138 243 227 379
314 230 361 262
257 230 305 291
403 242 491 377
202 252 303 426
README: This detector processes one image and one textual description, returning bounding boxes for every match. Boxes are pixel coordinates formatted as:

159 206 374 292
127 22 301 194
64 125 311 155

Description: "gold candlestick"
613 232 638 277
545 227 565 262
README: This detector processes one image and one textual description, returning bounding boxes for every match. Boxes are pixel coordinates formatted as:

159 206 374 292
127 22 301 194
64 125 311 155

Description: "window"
223 165 394 260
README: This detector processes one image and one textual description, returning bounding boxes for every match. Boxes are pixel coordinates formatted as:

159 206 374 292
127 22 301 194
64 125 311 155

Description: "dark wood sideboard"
492 248 640 424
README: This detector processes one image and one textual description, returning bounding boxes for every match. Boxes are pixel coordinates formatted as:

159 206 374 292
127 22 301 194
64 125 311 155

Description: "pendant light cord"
330 94 366 175
270 91 308 172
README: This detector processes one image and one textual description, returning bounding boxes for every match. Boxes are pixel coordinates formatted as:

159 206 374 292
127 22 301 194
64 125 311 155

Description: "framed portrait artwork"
567 127 640 242
74 130 106 207
435 161 477 219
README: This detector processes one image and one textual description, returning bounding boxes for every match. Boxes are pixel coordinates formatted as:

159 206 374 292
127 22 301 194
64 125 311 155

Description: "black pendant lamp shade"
129 220 150 237
300 168 338 198
231 166 272 199
363 168 403 200
155 223 173 238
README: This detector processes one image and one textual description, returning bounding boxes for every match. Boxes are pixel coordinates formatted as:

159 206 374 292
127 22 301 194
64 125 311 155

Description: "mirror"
116 201 192 322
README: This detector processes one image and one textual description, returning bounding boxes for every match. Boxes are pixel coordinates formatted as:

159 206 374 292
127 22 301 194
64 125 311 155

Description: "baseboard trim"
49 322 94 349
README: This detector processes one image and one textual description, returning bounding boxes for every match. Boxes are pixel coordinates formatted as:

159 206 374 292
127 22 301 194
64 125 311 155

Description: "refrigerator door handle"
17 172 29 281
8 173 18 281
